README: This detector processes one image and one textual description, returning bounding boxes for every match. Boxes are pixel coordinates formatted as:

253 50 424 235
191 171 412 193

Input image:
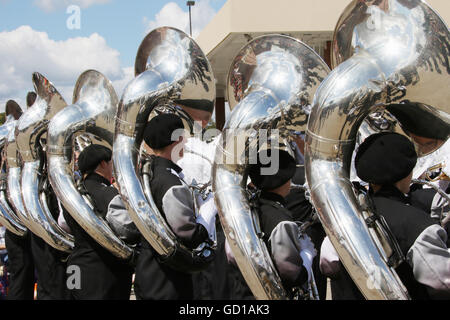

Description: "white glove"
196 192 217 240
298 234 317 282
224 239 237 265
320 236 339 263
319 236 341 278
57 201 72 234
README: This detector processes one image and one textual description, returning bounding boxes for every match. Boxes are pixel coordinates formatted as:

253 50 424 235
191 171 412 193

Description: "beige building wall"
197 0 348 55
197 0 449 56
195 0 450 127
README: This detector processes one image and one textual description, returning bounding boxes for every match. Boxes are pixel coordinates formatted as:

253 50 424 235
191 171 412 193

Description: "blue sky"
0 0 227 110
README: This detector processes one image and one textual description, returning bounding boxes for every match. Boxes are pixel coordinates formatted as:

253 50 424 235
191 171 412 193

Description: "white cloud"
0 25 132 112
144 0 217 39
34 0 110 12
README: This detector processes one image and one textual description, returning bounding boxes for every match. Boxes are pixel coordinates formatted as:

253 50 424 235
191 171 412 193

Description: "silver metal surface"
15 72 74 252
47 70 133 259
0 116 17 148
306 0 449 300
5 116 38 234
113 27 215 261
212 34 330 299
412 178 450 224
0 113 27 236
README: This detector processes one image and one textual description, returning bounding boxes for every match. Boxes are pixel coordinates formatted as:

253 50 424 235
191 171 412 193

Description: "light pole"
187 1 195 37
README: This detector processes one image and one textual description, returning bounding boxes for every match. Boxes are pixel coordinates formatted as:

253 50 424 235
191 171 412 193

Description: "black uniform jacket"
371 185 450 299
30 186 70 300
134 156 209 300
64 173 133 300
4 230 35 300
410 187 438 214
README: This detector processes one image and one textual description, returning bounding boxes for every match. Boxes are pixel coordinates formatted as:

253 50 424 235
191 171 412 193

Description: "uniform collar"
260 191 286 206
371 184 410 204
85 172 111 186
153 156 183 174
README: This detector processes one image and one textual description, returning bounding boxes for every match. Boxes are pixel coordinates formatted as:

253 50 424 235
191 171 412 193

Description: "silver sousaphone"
212 34 330 299
113 27 216 272
15 72 74 252
5 110 37 234
47 69 134 260
305 0 450 300
0 103 27 236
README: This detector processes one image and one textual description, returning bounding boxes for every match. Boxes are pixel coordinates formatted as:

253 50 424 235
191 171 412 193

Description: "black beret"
355 132 417 185
248 149 296 191
78 144 112 175
143 113 185 149
387 102 449 140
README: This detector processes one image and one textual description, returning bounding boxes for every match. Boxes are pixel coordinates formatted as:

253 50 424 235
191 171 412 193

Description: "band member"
3 229 35 300
321 132 450 299
319 236 365 300
63 144 137 300
3 98 35 300
229 148 316 298
284 134 327 299
409 138 450 232
175 133 233 299
388 101 450 224
251 149 316 294
13 91 72 300
134 113 216 300
30 187 71 300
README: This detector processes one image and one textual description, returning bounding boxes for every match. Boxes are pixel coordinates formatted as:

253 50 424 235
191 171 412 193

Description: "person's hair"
26 92 37 107
77 144 112 176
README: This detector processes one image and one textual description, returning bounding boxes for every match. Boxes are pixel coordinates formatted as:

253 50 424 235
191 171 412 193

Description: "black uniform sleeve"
410 188 437 214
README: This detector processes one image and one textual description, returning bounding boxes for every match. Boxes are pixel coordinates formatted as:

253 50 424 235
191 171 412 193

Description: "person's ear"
173 135 183 146
99 160 108 169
